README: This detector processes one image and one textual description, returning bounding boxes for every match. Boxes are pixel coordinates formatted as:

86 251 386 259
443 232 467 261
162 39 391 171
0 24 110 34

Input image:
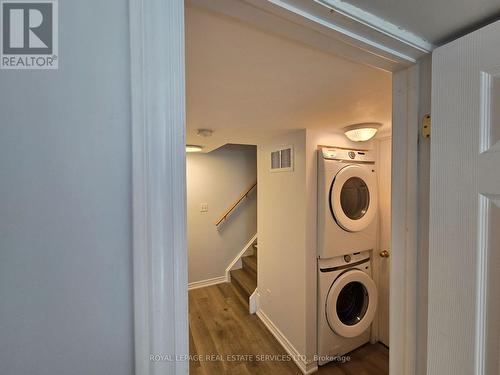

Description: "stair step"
242 255 257 275
230 268 256 302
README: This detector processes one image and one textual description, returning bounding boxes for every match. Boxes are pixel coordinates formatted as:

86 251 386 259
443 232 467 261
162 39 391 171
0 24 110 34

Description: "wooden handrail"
215 181 257 226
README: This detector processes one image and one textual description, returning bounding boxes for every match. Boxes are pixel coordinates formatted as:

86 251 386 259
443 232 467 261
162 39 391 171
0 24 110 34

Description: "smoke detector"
197 129 214 137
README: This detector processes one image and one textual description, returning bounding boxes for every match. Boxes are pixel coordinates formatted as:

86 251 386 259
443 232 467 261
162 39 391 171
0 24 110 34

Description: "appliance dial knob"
344 255 351 263
348 151 355 159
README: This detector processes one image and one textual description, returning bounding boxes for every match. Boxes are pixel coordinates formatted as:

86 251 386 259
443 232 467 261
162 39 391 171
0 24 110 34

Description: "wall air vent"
271 150 281 170
270 146 294 172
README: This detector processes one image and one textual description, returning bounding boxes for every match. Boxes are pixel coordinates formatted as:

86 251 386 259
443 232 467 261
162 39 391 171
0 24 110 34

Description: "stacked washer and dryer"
317 147 379 366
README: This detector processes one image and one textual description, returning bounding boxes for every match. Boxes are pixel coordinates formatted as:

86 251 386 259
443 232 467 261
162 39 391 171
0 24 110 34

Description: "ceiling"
342 0 500 45
186 5 392 151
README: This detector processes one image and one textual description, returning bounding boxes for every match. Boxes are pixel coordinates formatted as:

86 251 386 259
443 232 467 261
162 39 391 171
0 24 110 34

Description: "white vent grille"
280 148 291 168
270 146 293 172
271 151 281 169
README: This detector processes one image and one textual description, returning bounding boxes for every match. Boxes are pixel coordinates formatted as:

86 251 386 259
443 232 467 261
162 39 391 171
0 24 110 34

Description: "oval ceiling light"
344 123 382 142
186 145 203 153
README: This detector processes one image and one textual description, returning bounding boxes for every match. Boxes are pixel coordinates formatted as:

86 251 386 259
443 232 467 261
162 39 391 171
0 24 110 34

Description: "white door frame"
129 0 188 374
391 65 421 374
129 1 425 374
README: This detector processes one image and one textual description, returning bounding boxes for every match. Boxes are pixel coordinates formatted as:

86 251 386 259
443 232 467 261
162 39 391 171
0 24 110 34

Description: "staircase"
230 243 257 306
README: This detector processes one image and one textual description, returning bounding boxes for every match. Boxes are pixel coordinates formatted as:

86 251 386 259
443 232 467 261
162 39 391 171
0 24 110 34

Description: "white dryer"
317 147 378 258
317 251 377 366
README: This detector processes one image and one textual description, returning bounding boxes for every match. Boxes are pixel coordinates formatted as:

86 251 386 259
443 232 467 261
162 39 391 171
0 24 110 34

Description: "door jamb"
391 65 420 375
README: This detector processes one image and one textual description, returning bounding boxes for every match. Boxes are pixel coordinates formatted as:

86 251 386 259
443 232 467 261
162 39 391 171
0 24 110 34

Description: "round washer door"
326 269 377 338
330 165 378 232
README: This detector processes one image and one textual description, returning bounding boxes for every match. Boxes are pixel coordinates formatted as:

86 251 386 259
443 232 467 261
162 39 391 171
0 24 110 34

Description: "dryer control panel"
318 250 372 272
321 148 375 163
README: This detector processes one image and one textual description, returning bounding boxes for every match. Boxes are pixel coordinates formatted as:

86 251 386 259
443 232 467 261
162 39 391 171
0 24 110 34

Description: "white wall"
257 130 308 357
0 2 133 374
187 144 257 283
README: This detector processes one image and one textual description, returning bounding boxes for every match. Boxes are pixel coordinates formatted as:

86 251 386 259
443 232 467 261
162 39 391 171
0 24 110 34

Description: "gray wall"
187 144 256 283
0 1 134 374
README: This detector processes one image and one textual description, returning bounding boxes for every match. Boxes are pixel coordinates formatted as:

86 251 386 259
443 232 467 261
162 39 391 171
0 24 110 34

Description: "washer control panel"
321 147 375 163
319 250 372 271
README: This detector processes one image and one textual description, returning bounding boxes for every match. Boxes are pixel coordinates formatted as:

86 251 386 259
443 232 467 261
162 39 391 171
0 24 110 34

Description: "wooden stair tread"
230 268 256 299
242 255 257 275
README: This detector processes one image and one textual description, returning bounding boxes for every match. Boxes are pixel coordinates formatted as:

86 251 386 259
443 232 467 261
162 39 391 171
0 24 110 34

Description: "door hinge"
422 114 431 138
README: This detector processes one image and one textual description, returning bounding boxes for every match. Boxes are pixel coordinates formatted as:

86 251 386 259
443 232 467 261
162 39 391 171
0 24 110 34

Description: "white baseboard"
256 309 318 374
188 276 227 290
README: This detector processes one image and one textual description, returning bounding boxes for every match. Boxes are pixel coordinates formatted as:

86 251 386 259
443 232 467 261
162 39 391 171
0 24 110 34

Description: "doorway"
184 3 394 373
128 1 425 374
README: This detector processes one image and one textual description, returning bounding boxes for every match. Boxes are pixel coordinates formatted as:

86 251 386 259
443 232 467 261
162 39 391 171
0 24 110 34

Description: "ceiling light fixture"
186 145 203 153
343 123 382 142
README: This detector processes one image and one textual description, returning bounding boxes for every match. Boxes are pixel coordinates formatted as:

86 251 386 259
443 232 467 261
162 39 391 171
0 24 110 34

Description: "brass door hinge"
422 114 431 138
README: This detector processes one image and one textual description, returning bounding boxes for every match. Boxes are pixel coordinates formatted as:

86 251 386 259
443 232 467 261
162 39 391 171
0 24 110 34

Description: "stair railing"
215 181 257 226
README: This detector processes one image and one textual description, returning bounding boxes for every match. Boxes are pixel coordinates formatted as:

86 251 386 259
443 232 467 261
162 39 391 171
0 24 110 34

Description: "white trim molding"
188 276 227 291
316 0 433 53
130 0 188 374
225 233 258 281
257 309 318 374
390 65 420 375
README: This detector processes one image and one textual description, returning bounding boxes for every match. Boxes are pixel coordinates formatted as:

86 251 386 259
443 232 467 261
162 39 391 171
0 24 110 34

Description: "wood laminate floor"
189 283 389 375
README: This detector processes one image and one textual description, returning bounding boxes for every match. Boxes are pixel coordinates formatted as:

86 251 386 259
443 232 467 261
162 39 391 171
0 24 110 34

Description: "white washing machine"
317 147 378 258
317 251 377 366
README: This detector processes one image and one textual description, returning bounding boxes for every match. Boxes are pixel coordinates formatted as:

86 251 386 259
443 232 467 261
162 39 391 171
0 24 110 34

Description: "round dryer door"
326 270 377 338
329 165 378 232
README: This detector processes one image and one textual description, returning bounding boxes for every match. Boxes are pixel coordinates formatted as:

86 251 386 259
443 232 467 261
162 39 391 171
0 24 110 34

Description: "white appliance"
317 147 378 258
317 251 377 366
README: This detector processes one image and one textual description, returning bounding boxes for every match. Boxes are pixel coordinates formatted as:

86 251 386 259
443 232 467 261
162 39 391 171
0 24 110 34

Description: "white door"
429 21 500 375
